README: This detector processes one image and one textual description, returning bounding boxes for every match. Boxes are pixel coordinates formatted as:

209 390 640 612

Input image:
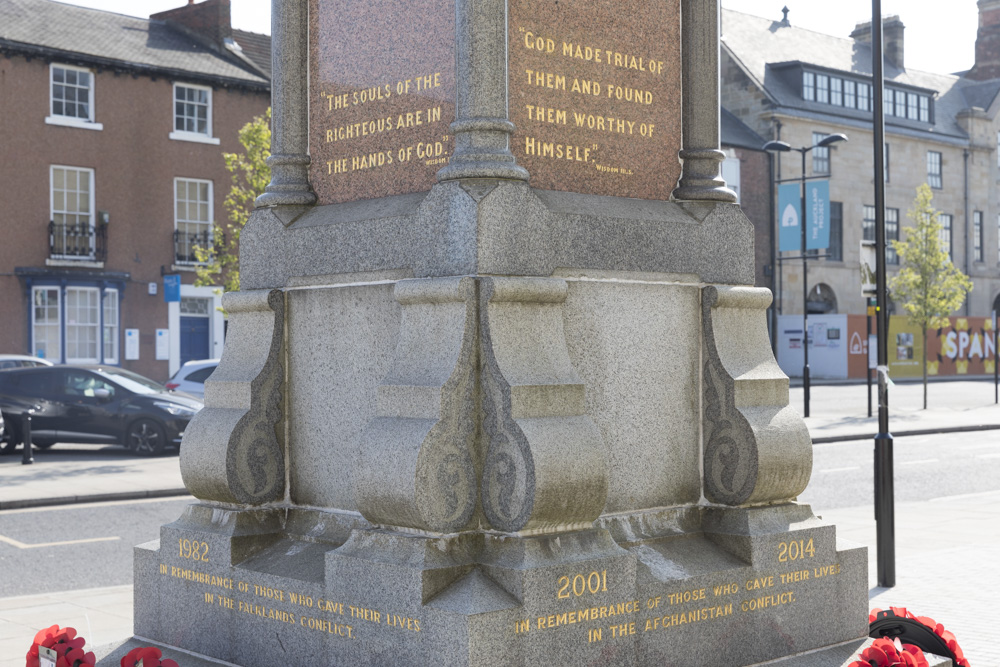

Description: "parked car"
0 365 202 456
165 359 219 399
0 354 54 370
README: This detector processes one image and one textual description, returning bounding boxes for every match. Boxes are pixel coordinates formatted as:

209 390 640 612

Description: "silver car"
165 359 219 399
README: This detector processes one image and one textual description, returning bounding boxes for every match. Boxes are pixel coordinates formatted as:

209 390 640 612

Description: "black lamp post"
763 133 848 418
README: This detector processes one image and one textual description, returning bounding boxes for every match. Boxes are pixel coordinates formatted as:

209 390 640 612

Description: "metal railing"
48 221 107 262
173 229 217 264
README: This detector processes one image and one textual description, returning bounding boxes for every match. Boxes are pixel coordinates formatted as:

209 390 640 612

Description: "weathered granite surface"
103 0 872 665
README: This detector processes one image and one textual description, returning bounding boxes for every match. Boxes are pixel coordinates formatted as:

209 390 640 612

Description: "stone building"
0 0 269 381
722 4 1000 319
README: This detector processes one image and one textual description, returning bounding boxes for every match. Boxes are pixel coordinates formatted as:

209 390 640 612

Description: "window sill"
171 264 204 272
45 116 103 131
46 258 104 269
169 131 220 145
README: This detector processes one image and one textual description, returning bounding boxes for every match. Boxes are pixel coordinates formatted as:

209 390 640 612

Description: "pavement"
1 378 998 666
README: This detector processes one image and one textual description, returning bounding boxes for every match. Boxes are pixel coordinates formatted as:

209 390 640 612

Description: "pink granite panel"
509 0 682 200
309 0 456 205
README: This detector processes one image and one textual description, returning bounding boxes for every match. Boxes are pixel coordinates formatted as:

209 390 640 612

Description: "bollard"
20 411 33 465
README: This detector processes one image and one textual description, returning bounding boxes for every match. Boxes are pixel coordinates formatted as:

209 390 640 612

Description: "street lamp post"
764 134 848 418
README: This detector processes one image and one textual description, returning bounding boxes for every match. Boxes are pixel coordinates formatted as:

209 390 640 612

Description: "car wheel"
127 419 167 456
0 438 18 455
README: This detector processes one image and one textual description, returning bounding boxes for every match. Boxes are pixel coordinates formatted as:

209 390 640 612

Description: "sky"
722 1 978 75
55 0 271 34
55 1 977 76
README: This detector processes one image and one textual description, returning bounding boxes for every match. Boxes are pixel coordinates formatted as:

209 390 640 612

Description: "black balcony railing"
49 221 106 262
173 229 220 264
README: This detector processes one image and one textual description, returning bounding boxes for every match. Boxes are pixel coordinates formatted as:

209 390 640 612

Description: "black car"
0 365 203 456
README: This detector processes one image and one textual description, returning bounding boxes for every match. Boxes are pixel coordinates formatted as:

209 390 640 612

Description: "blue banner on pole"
163 274 181 303
778 183 801 252
806 180 831 250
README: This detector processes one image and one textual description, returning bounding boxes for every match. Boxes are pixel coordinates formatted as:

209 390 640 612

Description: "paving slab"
0 445 186 509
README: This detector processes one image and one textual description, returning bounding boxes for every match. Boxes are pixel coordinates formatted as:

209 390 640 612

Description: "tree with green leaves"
889 183 973 409
194 108 271 294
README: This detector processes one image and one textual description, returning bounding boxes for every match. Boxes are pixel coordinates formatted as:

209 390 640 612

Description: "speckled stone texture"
308 0 456 204
509 0 682 199
115 0 870 664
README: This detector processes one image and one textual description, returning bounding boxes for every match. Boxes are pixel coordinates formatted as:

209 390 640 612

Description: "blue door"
180 316 210 365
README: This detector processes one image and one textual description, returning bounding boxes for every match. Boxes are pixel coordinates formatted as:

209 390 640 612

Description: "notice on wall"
156 329 169 361
308 0 456 205
508 0 681 199
125 328 140 361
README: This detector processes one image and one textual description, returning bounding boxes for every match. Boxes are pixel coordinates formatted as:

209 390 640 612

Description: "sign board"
778 183 801 252
155 329 170 360
805 179 830 250
163 274 181 303
868 334 878 370
860 241 877 296
125 328 140 360
38 646 57 667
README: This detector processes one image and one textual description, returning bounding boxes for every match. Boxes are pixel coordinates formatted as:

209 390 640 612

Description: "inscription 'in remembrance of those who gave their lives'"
508 0 682 200
160 538 842 648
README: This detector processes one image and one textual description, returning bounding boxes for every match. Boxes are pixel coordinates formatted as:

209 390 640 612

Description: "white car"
165 359 219 399
0 354 54 370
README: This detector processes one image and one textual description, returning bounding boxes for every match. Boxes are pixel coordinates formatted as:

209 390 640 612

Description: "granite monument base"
99 502 867 666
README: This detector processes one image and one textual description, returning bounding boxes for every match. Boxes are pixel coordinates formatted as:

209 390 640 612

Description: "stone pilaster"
672 0 737 202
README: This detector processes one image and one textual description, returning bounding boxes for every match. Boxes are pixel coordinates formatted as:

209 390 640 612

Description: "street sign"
860 241 877 296
778 183 800 252
805 180 830 250
163 274 181 303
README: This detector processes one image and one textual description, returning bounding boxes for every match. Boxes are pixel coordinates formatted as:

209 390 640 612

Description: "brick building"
0 0 270 381
721 4 1000 320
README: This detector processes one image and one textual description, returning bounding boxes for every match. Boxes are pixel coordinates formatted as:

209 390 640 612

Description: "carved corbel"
479 277 608 533
180 289 286 505
702 286 811 505
355 277 480 533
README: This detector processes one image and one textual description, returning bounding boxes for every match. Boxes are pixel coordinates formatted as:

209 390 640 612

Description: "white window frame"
46 64 103 130
939 213 953 260
174 177 214 265
721 156 740 203
65 287 101 364
927 151 943 189
50 165 96 259
104 289 120 364
31 286 62 362
169 82 220 145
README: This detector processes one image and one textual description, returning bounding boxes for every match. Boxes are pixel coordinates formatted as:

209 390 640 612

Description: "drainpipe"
964 149 970 316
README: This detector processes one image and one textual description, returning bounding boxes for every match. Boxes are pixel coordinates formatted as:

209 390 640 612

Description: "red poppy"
847 637 929 667
25 626 95 667
121 646 179 667
869 607 970 667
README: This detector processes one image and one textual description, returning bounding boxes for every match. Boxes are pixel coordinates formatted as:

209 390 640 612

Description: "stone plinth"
100 0 870 665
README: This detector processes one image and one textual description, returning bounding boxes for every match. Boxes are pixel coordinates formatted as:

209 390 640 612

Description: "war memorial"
97 0 875 664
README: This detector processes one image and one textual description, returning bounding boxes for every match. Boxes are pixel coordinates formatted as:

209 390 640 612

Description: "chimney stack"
151 0 232 49
969 0 1000 80
851 16 905 69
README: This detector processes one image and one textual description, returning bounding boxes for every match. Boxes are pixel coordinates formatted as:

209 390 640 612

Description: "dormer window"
800 68 929 121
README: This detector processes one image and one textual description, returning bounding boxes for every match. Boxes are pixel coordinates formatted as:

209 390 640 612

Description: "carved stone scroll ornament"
180 289 286 505
479 277 608 534
702 286 811 505
355 277 480 533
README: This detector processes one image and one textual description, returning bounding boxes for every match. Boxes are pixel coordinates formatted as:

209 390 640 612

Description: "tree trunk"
922 327 928 410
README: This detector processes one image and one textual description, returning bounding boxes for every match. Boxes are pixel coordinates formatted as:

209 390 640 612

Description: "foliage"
889 184 972 407
194 108 271 294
